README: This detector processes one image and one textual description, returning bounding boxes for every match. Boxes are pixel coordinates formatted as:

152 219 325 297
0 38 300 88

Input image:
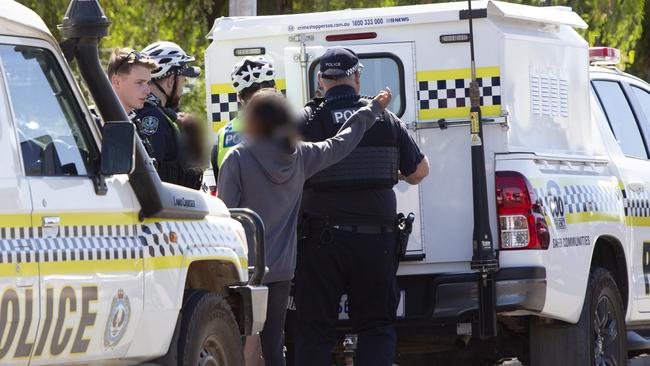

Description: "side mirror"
101 122 135 175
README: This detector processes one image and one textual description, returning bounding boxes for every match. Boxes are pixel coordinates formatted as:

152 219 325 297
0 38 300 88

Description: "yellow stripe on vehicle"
418 105 501 120
0 256 247 277
565 212 622 225
211 83 237 94
626 217 650 227
416 66 500 81
33 212 136 227
0 263 38 277
146 255 184 271
41 258 144 275
212 121 227 133
275 79 287 90
0 214 31 228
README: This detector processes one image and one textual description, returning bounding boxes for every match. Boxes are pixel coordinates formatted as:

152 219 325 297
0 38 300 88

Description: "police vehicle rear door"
0 37 40 366
0 39 144 363
284 41 424 256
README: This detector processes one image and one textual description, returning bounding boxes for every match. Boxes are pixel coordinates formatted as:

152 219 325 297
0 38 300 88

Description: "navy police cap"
319 47 364 80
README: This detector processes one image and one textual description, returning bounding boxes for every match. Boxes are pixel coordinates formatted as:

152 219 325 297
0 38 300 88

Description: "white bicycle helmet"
141 41 200 80
231 56 276 93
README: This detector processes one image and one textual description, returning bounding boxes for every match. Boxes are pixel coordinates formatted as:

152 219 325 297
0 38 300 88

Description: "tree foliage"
18 0 227 119
554 0 645 68
18 0 650 117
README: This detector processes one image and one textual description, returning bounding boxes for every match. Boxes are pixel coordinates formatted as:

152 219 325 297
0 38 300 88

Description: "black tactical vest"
137 101 202 190
303 95 399 191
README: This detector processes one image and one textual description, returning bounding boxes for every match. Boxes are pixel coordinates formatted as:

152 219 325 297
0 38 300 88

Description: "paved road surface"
501 356 650 365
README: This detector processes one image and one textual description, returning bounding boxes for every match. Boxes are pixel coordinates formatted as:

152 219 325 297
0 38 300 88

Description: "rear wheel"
179 290 244 366
529 267 626 366
590 268 626 365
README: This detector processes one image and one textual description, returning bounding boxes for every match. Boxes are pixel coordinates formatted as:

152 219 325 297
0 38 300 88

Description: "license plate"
338 291 405 320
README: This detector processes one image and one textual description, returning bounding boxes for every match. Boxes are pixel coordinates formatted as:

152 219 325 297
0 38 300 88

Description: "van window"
632 86 650 125
0 45 98 176
310 53 405 117
592 80 648 159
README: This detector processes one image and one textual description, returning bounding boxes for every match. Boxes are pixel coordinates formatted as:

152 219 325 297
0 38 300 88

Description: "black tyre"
172 290 244 366
589 268 627 365
529 267 626 366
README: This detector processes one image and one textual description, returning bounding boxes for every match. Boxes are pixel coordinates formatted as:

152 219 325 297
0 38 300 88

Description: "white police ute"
0 1 268 365
205 1 650 364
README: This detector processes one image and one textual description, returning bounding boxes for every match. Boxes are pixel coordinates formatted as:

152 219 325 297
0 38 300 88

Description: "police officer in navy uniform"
295 47 430 366
134 41 203 189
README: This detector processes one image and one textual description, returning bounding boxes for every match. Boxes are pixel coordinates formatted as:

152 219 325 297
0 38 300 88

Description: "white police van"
0 1 267 365
204 0 650 364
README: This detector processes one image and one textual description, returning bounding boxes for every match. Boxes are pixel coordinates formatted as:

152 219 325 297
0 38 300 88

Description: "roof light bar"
589 47 621 66
325 32 377 42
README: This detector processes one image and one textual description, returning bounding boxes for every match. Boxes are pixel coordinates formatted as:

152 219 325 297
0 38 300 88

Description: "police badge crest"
104 289 131 349
141 115 159 135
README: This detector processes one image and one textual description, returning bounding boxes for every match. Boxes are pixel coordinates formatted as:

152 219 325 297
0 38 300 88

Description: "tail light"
496 171 550 250
210 186 217 196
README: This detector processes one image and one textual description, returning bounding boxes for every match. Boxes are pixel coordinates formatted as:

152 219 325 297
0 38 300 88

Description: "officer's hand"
374 87 392 111
176 112 200 127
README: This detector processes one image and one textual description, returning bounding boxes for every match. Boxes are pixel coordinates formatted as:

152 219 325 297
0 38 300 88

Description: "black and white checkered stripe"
562 185 621 214
0 232 142 264
139 220 241 259
0 226 35 239
624 189 650 217
534 184 622 215
211 88 287 123
417 77 501 110
211 93 240 123
0 220 242 264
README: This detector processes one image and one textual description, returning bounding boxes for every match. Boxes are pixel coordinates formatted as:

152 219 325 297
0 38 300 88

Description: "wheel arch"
184 258 242 295
591 234 629 311
183 258 248 335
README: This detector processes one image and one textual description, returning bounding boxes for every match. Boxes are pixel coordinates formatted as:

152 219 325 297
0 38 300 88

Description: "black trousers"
260 280 292 366
294 228 399 366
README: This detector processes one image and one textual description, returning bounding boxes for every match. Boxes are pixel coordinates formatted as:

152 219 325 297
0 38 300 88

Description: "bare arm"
400 156 429 185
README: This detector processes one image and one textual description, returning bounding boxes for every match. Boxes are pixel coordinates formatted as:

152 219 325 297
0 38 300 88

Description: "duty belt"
331 225 394 234
301 216 396 239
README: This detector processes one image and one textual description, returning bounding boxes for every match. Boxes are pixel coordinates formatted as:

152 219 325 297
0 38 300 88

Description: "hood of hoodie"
246 139 298 184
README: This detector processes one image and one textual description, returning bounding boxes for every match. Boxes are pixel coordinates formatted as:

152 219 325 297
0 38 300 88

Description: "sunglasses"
114 50 147 71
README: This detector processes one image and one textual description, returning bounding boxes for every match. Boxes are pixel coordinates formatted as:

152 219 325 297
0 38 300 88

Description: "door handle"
42 216 60 227
628 181 646 193
41 216 60 237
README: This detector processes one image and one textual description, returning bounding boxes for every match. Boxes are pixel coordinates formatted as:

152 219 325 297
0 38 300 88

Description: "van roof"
208 0 586 41
0 0 52 40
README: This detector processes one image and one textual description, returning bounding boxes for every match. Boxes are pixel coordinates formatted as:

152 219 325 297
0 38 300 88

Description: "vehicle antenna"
467 0 499 338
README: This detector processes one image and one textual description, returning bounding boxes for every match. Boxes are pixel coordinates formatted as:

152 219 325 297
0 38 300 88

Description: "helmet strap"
168 74 180 109
152 74 179 109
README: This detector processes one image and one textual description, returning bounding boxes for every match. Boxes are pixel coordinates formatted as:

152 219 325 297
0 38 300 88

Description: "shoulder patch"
141 116 159 135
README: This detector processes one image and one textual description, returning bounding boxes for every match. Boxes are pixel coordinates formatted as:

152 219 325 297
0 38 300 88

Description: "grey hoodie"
217 99 382 283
